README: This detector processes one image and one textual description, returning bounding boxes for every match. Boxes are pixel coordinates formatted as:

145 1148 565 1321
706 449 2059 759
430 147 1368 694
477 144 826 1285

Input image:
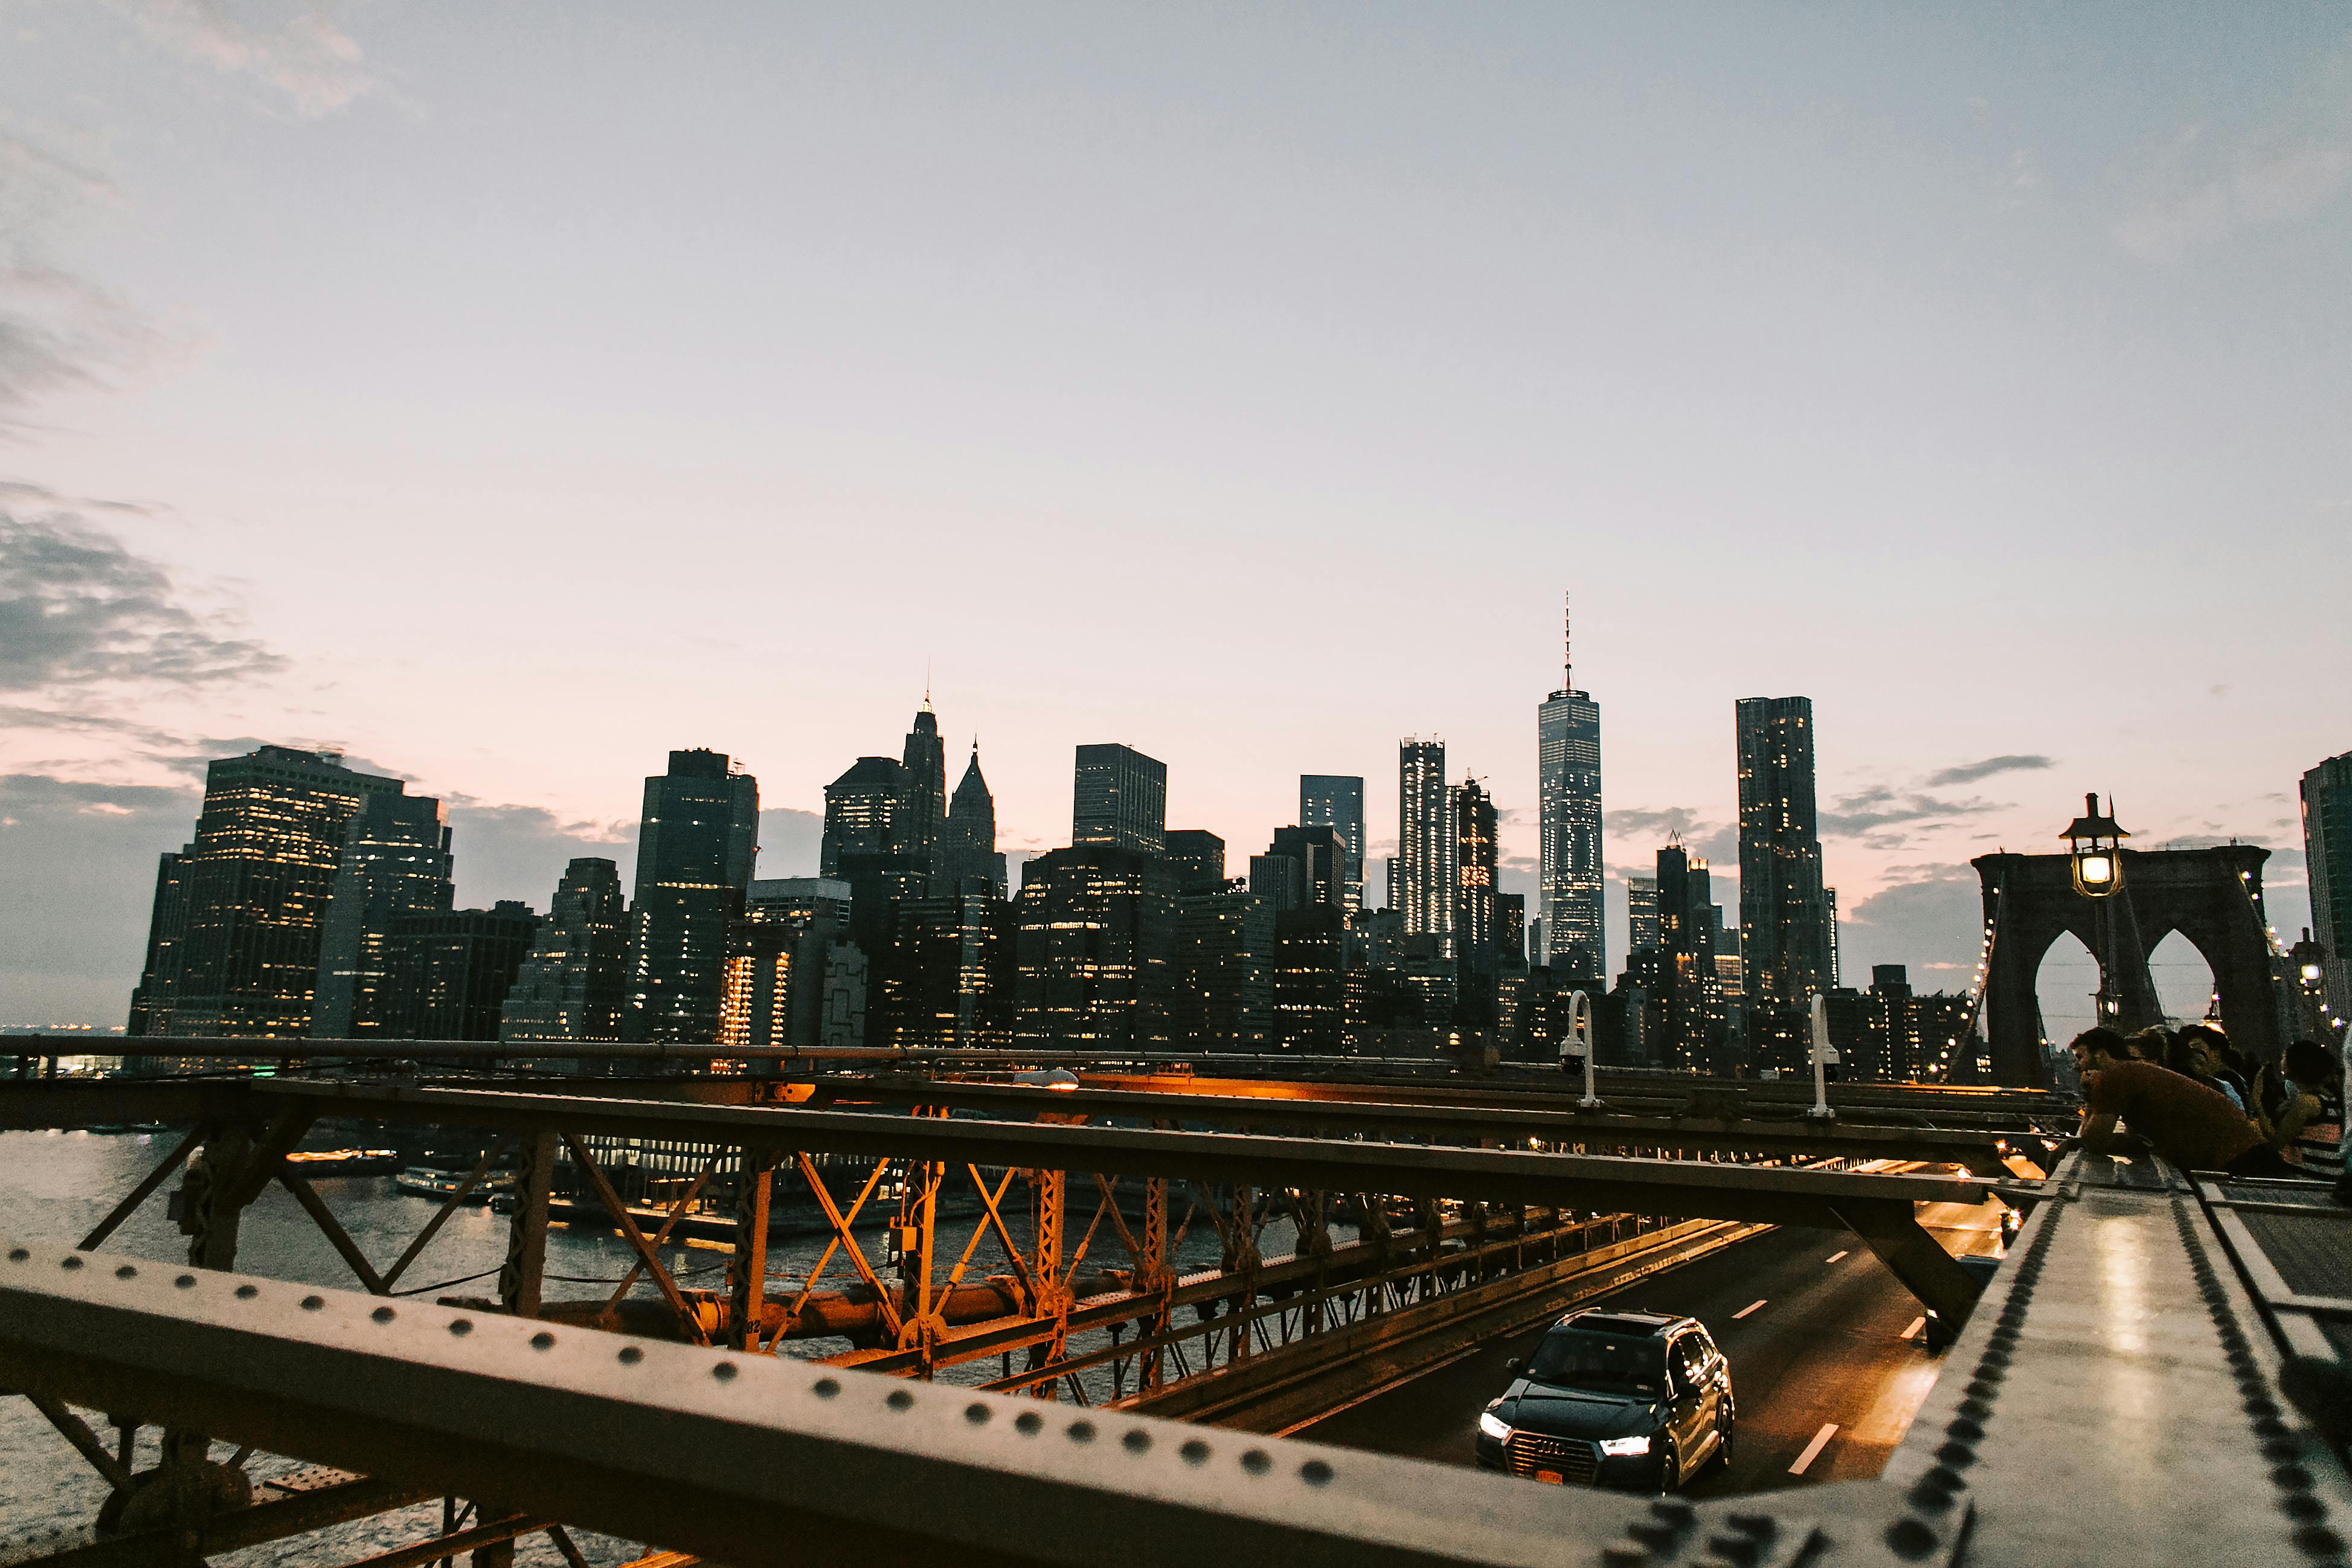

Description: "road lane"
1294 1196 2007 1498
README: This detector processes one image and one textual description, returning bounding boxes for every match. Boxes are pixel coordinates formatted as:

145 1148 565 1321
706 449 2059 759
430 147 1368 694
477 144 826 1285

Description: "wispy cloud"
0 482 284 695
0 137 169 425
117 0 376 118
1819 783 2002 841
1924 754 2053 788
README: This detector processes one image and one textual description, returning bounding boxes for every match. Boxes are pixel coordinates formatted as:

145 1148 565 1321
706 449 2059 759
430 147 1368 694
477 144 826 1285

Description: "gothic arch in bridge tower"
1973 835 2280 1086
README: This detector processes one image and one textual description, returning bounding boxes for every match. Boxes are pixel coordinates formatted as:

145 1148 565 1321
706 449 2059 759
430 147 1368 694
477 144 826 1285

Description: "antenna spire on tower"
1563 591 1573 693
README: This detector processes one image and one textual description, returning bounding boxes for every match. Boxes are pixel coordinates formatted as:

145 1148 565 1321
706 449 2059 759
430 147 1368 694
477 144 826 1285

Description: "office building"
1651 839 1727 1073
1627 875 1660 956
821 757 904 876
1299 775 1366 912
1452 779 1499 975
1011 844 1177 1049
624 749 759 1043
1497 893 1526 966
386 902 540 1041
899 702 948 878
1072 743 1166 856
1736 696 1835 1007
127 745 405 1039
719 921 797 1052
1397 739 1451 951
500 857 629 1046
2303 752 2352 1025
876 892 1013 1050
1163 829 1227 892
940 742 1008 896
313 791 455 1037
747 877 853 930
1537 597 1605 987
1271 900 1346 1053
1169 884 1274 1050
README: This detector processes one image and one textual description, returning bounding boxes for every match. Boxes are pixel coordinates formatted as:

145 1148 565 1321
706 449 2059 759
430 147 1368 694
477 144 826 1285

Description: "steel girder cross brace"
1829 1198 1984 1326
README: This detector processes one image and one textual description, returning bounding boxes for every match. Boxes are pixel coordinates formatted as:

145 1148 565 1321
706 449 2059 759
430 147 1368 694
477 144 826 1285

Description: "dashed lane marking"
1789 1422 1839 1476
1901 1316 1926 1341
1823 1250 1849 1264
1733 1299 1767 1319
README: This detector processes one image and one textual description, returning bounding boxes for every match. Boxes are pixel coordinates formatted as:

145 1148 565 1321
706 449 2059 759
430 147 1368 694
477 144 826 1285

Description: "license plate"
1535 1469 1564 1485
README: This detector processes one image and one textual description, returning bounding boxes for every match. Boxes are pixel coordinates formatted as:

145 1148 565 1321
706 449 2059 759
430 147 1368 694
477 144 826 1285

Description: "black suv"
1473 1309 1733 1491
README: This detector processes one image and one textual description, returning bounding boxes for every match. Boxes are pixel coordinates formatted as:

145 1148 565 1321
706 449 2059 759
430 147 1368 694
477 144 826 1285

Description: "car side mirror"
1505 1357 1525 1375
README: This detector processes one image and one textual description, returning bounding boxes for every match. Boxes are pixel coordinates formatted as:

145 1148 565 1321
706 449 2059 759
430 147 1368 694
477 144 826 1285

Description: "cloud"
2113 51 2352 262
0 772 198 1026
1818 784 2002 847
0 137 169 423
0 484 284 695
1923 754 2054 788
1604 806 1737 867
118 0 376 117
757 806 824 880
1836 866 1985 991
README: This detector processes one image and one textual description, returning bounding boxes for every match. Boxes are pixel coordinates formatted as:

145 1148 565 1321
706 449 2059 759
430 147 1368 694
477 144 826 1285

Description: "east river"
0 1126 1287 1563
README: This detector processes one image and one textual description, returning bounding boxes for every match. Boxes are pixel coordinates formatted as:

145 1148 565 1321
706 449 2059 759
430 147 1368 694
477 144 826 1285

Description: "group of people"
2066 1023 2344 1181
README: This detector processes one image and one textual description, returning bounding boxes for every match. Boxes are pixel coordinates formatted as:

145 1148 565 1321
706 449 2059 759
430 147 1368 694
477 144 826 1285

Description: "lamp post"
2061 792 2129 1024
1806 993 1837 1120
1561 989 1601 1110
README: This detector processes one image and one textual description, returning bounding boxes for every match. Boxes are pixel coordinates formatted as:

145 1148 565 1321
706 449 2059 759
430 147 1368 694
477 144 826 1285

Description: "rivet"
2273 1465 2315 1492
885 1387 911 1409
1958 1399 1992 1420
1015 1411 1044 1435
448 1319 472 1337
1180 1438 1210 1465
965 1403 991 1425
1650 1498 1695 1525
6 1248 27 1261
238 1284 260 1299
115 1265 137 1279
713 1361 739 1382
1241 1448 1272 1474
61 1256 85 1271
300 1294 323 1310
371 1305 396 1323
618 1346 643 1364
2292 1525 2343 1557
530 1331 556 1349
174 1274 194 1288
1300 1458 1333 1485
2246 1396 2281 1419
1886 1517 1939 1558
1123 1429 1149 1452
2284 1496 2325 1522
1947 1417 1985 1442
813 1377 840 1399
1067 1420 1096 1443
1599 1549 1650 1568
1935 1442 1977 1468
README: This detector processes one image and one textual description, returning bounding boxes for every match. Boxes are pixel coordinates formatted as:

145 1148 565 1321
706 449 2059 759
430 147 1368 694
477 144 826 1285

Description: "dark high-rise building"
898 702 948 878
1011 845 1176 1049
1163 829 1227 892
1072 743 1166 856
1397 739 1451 951
732 878 855 1054
1497 893 1527 966
1271 901 1346 1053
386 902 540 1040
1736 696 1834 1007
1299 775 1366 913
1452 779 1500 974
1253 826 1345 910
822 757 905 875
127 745 405 1039
2303 751 2352 1026
500 857 628 1046
876 892 1013 1049
624 749 759 1043
941 741 1008 896
1537 596 1604 987
313 792 454 1038
1627 875 1660 956
1652 839 1727 1073
1169 884 1274 1050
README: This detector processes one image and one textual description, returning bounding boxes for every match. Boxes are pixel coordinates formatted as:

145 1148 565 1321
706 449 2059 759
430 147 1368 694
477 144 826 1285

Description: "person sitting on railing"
2263 1040 2345 1172
2125 1026 2172 1064
2065 1028 2298 1178
2165 1026 2248 1114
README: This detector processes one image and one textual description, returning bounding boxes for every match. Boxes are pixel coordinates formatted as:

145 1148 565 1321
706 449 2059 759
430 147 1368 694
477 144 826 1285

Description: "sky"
1 2 2346 1030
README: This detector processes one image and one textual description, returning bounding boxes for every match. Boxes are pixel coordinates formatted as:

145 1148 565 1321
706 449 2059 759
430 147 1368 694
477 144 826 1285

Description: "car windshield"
1525 1329 1667 1396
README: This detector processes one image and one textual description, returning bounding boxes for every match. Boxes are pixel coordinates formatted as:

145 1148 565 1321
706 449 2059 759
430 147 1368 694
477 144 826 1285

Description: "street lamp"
1806 994 1839 1121
1560 989 1601 1110
2062 792 2128 899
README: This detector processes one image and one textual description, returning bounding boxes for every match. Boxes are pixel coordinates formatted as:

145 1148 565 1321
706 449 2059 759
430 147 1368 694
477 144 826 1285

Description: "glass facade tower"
1735 696 1834 1008
1072 743 1166 856
1299 775 1366 913
624 748 759 1043
1537 599 1604 987
1396 739 1452 953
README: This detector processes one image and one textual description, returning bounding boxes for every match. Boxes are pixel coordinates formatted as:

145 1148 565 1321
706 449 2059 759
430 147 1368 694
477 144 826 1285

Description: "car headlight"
1597 1435 1652 1457
1477 1410 1512 1442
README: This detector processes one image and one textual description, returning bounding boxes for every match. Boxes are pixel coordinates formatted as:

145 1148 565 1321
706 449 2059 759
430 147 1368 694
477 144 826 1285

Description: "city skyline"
4 6 2344 1023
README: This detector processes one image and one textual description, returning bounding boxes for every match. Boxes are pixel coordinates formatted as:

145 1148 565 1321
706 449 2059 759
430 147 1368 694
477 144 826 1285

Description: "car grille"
1505 1431 1600 1483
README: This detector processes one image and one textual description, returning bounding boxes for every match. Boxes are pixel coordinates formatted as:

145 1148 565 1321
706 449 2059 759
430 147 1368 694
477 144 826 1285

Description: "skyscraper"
1397 738 1451 953
1626 875 1661 955
1299 775 1366 913
1452 779 1499 974
1011 844 1176 1049
1735 697 1834 1007
127 745 405 1038
1162 829 1227 891
1537 597 1604 988
899 701 948 878
2304 751 2352 1026
1653 838 1726 1072
940 740 1008 896
385 902 539 1041
821 757 904 875
624 749 759 1043
500 857 628 1046
1072 743 1166 856
312 791 454 1037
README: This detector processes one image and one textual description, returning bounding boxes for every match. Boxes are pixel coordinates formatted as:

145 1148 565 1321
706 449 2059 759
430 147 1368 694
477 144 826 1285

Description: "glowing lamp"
2061 793 2129 899
2302 963 2325 983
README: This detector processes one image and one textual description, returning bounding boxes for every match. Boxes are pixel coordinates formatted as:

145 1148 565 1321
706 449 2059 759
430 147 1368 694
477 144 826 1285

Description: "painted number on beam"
1789 1423 1839 1476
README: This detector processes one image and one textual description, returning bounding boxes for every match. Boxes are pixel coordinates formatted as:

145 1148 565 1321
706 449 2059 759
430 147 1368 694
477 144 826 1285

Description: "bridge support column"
499 1133 556 1319
728 1148 774 1350
1831 1200 1984 1327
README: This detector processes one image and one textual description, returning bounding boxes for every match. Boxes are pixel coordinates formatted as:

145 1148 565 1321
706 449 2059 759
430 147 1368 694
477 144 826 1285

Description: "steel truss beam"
0 1241 1919 1568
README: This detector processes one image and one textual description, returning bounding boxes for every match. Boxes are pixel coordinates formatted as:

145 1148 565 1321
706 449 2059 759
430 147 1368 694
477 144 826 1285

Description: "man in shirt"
2068 1027 2297 1178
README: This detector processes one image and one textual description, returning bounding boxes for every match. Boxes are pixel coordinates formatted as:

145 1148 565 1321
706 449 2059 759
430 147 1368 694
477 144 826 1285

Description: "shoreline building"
500 857 629 1047
1397 739 1452 955
1537 597 1605 988
623 749 759 1043
313 791 455 1037
128 745 405 1039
